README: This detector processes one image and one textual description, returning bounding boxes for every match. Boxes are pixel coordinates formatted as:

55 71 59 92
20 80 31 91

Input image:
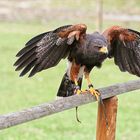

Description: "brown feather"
14 47 36 66
103 26 140 77
20 60 37 77
15 54 37 71
14 24 87 77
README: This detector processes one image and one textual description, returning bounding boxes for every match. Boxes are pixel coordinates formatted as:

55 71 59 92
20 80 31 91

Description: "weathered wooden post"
96 96 118 140
97 0 103 32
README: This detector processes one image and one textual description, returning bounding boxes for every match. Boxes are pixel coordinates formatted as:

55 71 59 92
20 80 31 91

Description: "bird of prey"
14 24 140 100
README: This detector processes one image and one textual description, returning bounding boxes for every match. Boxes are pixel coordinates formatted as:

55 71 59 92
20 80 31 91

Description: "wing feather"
103 26 140 77
15 54 37 71
19 60 37 77
14 24 87 77
16 32 49 57
14 47 36 66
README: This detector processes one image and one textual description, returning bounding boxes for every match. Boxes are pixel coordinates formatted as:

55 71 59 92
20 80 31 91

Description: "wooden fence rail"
0 80 140 131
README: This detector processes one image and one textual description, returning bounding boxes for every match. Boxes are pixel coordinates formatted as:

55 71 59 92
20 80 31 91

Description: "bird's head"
88 32 108 55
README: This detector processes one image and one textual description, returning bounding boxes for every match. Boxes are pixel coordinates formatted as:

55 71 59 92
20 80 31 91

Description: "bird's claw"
74 89 82 94
74 86 87 94
89 87 100 101
74 85 82 94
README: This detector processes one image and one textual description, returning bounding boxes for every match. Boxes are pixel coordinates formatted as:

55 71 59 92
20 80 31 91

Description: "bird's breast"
69 42 107 66
74 49 107 66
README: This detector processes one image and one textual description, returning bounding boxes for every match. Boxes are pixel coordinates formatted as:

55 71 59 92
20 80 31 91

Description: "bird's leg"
84 72 100 101
74 79 82 94
69 60 82 94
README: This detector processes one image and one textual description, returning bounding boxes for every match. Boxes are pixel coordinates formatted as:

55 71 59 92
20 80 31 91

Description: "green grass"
0 21 140 140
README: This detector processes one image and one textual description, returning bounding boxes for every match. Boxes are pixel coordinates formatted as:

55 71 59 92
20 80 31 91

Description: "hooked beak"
99 46 108 54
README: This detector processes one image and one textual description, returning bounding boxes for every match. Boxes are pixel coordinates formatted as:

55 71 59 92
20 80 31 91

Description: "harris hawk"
14 24 140 100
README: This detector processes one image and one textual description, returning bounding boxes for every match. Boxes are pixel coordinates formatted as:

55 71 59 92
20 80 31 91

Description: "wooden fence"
0 80 140 139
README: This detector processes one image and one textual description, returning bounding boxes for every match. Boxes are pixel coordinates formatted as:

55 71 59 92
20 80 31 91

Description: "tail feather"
57 73 83 97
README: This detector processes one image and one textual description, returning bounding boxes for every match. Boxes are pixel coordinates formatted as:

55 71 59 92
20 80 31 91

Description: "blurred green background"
0 0 140 140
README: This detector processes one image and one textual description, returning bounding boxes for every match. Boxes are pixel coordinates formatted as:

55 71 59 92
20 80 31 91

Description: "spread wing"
14 24 87 77
103 26 140 77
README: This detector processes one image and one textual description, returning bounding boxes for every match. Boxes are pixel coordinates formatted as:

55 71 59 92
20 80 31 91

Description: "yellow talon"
81 89 87 93
89 87 100 101
75 89 87 94
76 89 82 94
74 78 86 95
